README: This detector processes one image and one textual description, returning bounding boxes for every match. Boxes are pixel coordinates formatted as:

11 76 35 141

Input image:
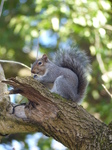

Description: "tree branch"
2 76 112 150
0 65 40 141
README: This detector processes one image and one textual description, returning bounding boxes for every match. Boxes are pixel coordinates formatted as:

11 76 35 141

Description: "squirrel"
31 47 91 104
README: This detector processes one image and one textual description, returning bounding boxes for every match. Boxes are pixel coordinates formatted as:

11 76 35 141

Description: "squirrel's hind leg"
50 75 72 100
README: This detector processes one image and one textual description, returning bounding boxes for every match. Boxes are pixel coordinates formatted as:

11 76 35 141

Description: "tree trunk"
1 76 112 150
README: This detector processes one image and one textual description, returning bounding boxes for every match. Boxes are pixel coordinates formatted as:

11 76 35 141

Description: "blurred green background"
0 0 112 149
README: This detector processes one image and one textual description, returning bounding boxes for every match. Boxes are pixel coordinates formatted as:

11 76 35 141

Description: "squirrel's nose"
31 69 35 73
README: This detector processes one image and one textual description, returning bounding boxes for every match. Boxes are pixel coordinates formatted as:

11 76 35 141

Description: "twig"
0 0 4 17
102 84 112 98
37 30 40 59
0 60 31 70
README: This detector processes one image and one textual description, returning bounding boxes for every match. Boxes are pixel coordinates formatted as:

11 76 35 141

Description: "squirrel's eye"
38 61 42 65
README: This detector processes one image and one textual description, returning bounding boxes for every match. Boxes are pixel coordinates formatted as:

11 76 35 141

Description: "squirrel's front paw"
34 75 38 79
34 75 40 80
33 75 41 81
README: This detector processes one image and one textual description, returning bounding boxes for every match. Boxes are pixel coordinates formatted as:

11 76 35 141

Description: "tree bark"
1 76 112 150
0 65 39 141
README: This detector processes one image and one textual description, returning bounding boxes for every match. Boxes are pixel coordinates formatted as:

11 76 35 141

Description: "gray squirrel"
31 47 91 104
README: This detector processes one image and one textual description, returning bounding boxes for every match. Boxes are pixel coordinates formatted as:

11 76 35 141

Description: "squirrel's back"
53 47 91 103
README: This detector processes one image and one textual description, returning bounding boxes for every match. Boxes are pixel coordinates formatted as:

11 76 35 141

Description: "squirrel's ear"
42 54 48 62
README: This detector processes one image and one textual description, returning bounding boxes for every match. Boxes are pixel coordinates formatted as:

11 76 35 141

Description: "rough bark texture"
2 76 112 150
0 65 39 141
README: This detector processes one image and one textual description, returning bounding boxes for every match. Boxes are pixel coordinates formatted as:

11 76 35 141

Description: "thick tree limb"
0 65 39 141
2 76 112 150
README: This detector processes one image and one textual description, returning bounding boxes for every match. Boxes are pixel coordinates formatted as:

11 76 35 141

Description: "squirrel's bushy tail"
53 47 91 103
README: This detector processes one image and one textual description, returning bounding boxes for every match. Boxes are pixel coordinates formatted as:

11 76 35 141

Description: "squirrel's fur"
31 47 91 104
